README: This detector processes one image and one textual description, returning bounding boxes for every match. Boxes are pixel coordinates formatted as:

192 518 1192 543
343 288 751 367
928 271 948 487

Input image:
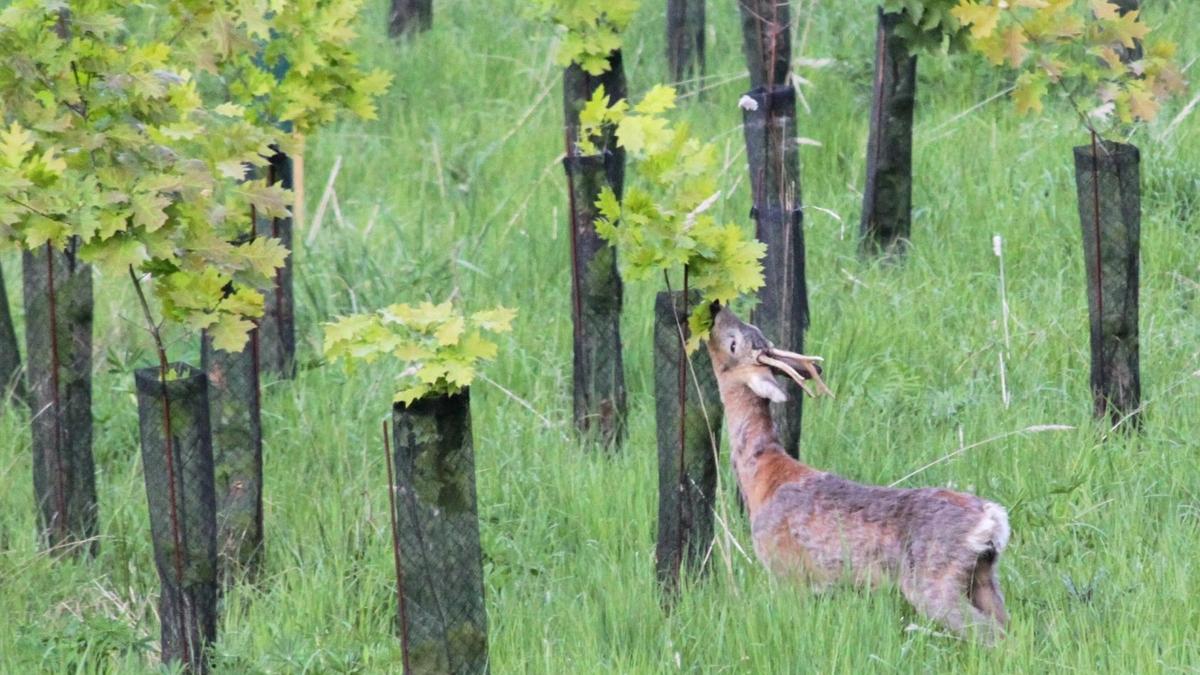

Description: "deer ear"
746 371 788 403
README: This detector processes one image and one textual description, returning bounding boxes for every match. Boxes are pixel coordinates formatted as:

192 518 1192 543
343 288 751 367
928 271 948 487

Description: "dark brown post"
391 391 489 674
389 0 432 37
860 9 918 257
23 240 96 555
135 364 218 673
256 149 296 379
563 52 629 447
653 290 723 595
739 83 808 457
1074 140 1140 426
667 0 706 89
1 261 24 405
202 332 263 582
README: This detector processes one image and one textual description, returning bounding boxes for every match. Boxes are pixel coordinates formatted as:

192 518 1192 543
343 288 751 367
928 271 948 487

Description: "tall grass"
2 0 1198 671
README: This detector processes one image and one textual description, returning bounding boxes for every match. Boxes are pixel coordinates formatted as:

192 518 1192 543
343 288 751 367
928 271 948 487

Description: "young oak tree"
535 0 638 446
951 0 1185 425
323 301 513 671
860 1 971 256
586 84 766 593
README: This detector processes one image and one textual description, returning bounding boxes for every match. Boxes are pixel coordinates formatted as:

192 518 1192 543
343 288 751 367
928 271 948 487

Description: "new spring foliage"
881 0 973 52
323 303 517 405
532 0 639 74
0 1 389 352
952 0 1185 124
584 85 766 351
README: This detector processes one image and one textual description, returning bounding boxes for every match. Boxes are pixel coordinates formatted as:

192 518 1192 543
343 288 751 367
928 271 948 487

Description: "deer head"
705 303 830 402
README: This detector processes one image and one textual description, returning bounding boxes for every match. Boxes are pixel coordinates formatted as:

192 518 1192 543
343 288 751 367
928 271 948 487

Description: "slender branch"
127 265 169 373
382 420 411 673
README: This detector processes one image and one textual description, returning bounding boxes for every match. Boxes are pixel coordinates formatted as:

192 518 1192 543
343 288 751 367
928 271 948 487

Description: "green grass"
3 0 1200 672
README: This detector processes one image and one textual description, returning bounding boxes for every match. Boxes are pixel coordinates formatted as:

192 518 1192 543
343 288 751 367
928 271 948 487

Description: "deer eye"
729 339 737 355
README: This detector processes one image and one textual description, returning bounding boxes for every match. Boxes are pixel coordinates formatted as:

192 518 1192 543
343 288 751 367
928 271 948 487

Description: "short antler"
759 347 833 398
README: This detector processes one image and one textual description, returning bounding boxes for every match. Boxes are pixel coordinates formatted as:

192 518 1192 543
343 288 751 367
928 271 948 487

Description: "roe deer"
706 305 1010 642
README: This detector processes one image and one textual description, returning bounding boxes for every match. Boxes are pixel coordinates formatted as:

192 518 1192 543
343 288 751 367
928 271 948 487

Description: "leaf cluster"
952 0 1186 126
881 0 972 53
172 0 393 141
323 302 517 405
0 1 388 352
585 85 766 351
531 0 639 74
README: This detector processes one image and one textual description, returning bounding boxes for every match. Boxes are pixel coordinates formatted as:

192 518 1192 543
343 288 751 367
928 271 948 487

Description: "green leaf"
471 307 517 332
210 314 255 353
634 85 676 114
1014 71 1048 115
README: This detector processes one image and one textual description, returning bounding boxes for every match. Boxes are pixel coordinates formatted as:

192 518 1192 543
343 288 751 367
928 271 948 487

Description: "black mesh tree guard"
135 363 218 673
563 52 629 448
860 9 917 257
390 391 489 674
666 0 705 89
256 149 296 380
1074 140 1141 426
389 0 432 37
201 331 263 583
563 153 628 447
653 289 723 595
1 259 24 405
23 240 95 555
740 84 809 458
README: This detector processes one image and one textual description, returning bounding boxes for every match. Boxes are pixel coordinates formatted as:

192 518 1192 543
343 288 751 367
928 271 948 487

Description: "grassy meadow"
2 0 1199 671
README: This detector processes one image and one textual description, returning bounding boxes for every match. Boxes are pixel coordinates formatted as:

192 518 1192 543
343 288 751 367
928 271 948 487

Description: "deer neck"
719 384 814 515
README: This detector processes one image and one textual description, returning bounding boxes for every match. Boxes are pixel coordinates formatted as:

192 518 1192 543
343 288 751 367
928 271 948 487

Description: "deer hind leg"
967 552 1008 627
901 567 1001 644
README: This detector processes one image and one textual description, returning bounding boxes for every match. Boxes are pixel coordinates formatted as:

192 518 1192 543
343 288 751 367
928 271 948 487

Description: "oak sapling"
953 0 1185 425
0 3 390 666
537 0 636 446
590 84 766 592
323 301 512 670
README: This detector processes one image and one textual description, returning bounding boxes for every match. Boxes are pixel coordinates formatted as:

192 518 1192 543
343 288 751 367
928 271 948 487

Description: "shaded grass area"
2 0 1199 671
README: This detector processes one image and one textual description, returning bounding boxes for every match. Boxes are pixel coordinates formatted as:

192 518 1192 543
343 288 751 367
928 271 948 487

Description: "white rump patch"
966 502 1011 554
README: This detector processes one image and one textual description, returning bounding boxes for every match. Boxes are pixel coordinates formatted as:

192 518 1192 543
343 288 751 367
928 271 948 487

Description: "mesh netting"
22 242 96 555
1 260 24 405
202 331 264 582
1073 140 1141 423
564 154 627 446
653 290 723 594
741 85 808 456
390 391 489 674
255 150 296 379
135 363 217 673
